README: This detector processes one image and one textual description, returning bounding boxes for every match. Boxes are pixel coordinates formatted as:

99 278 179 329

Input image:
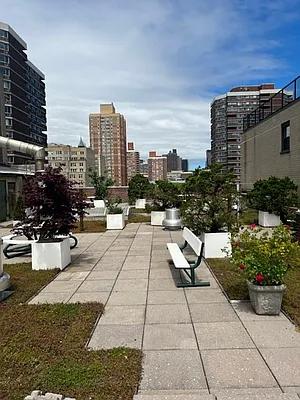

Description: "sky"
1 0 300 169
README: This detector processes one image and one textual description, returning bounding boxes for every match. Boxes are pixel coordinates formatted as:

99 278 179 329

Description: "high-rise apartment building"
127 141 140 182
47 139 95 188
163 149 182 172
0 22 47 164
148 151 167 182
139 159 148 178
206 150 211 167
181 159 189 172
89 103 127 186
211 84 280 181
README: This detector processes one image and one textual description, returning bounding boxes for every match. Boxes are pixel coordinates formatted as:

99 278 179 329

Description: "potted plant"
128 174 151 209
248 177 298 227
22 167 86 270
231 225 299 315
106 198 125 230
181 164 237 257
89 170 113 208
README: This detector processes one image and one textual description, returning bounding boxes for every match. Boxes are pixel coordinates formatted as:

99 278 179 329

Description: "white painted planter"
106 213 125 230
12 220 21 227
135 199 146 209
94 199 106 208
258 211 281 227
32 237 71 270
200 232 231 258
151 211 166 226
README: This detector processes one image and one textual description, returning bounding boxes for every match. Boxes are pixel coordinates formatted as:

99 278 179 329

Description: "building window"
281 121 290 153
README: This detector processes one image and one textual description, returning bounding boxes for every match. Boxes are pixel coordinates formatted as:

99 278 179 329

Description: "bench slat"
183 227 202 256
167 243 190 269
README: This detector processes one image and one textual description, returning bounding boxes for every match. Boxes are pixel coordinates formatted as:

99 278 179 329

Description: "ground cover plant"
1 263 142 400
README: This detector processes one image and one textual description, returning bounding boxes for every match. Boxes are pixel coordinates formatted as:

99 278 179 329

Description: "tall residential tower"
89 103 127 186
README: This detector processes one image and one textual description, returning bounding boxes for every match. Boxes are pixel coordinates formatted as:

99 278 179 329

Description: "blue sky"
1 0 300 168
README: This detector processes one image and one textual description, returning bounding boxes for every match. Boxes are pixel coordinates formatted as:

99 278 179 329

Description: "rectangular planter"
135 199 146 209
247 281 285 315
94 199 105 208
106 213 125 230
200 232 231 258
151 211 166 226
32 237 71 270
258 211 281 227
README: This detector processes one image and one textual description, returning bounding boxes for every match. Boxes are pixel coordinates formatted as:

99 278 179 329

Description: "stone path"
11 223 300 399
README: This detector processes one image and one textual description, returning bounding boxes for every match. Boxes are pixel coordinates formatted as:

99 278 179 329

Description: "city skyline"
0 1 299 166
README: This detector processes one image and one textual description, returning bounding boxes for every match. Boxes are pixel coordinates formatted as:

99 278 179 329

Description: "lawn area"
128 213 151 223
239 208 258 225
73 219 106 233
207 258 300 327
1 264 142 400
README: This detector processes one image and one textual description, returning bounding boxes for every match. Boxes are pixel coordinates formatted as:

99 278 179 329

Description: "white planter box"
151 211 166 226
200 232 231 258
107 213 125 230
32 237 71 270
135 199 146 209
259 211 281 227
94 199 105 208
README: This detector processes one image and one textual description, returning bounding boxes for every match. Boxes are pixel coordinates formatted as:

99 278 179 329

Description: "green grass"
128 214 151 223
207 258 300 326
0 264 142 399
239 208 258 225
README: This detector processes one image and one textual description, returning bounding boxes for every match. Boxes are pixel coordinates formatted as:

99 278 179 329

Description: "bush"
89 170 113 200
181 164 237 234
248 176 298 223
128 174 151 204
231 225 299 286
107 197 123 214
148 180 182 210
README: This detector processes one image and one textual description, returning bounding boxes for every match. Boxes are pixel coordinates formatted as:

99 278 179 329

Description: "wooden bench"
167 227 210 288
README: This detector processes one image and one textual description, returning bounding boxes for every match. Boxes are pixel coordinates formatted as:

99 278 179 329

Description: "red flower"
256 273 264 284
239 263 246 270
250 223 257 230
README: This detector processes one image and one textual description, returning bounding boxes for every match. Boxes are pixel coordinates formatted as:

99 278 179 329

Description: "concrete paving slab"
64 264 95 272
194 322 255 350
146 304 191 324
148 279 178 291
232 302 285 322
77 279 115 292
242 320 300 348
118 269 149 280
185 289 226 304
202 348 278 389
150 261 172 269
99 305 145 325
93 262 123 271
143 323 197 350
39 280 82 293
147 290 186 305
53 271 90 281
214 390 297 399
29 292 71 304
260 347 300 387
190 303 238 323
86 270 119 280
140 350 207 391
68 291 110 304
134 393 214 400
114 278 148 291
107 290 147 305
89 324 143 349
211 388 282 398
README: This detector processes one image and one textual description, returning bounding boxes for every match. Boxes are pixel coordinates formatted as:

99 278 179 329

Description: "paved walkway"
15 223 300 399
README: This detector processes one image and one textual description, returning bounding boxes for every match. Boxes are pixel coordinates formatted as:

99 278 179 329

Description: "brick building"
126 141 140 182
148 151 167 182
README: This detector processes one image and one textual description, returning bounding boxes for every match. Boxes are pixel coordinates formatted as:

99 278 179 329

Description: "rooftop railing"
243 75 300 132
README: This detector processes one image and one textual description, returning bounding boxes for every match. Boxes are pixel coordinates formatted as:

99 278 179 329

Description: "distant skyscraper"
148 151 167 182
0 22 47 164
163 149 182 172
211 84 280 181
206 150 211 167
181 159 188 172
139 159 148 178
127 141 140 182
89 103 127 186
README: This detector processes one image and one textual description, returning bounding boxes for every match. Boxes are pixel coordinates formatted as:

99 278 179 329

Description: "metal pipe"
0 238 3 277
0 136 45 171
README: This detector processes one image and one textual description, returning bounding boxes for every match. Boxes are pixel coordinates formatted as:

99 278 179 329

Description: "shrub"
89 170 113 200
128 174 151 204
247 176 298 223
181 164 238 234
107 197 123 214
148 180 182 211
231 225 299 286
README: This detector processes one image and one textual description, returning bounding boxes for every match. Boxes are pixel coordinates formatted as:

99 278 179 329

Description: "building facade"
47 140 95 188
89 103 127 186
241 77 300 192
211 84 281 182
206 150 211 167
148 151 167 182
181 159 189 172
0 22 47 164
139 159 148 178
127 141 140 181
163 149 182 172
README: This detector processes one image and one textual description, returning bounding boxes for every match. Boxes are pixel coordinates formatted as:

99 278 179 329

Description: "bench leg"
177 268 210 288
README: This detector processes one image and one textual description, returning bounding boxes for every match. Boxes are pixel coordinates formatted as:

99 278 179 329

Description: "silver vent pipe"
0 136 45 171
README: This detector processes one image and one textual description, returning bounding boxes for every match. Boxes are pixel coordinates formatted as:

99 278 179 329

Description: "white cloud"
0 0 296 162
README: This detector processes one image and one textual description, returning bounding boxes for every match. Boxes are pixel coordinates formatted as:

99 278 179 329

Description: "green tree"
13 196 25 221
128 174 151 204
247 176 298 223
89 170 113 200
149 180 182 210
181 163 238 234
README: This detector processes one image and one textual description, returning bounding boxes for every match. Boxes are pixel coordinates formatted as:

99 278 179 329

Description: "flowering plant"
231 225 299 286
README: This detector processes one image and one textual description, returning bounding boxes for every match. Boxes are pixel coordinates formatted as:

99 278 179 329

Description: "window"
281 121 290 153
